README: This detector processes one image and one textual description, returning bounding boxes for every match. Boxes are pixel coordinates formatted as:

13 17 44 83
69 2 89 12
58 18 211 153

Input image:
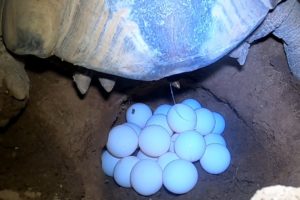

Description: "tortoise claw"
98 78 116 93
73 73 92 95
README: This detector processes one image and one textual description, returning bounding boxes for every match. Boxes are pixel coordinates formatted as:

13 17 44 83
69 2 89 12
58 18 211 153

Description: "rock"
251 185 300 200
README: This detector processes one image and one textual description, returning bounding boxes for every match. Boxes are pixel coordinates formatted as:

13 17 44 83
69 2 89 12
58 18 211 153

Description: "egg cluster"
101 99 231 196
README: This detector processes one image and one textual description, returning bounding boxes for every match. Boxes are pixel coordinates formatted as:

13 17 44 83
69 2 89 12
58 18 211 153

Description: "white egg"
126 103 152 128
169 133 179 153
200 144 231 174
113 156 139 187
158 152 179 170
212 112 226 135
167 104 197 133
139 125 171 157
106 125 138 158
137 150 157 161
124 122 142 136
101 150 120 177
195 108 215 135
204 134 226 146
146 114 173 136
174 130 206 162
163 159 198 194
131 160 162 196
182 98 202 110
154 104 172 115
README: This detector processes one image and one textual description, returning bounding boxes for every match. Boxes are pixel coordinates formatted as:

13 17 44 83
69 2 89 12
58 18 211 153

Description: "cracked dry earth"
0 37 300 200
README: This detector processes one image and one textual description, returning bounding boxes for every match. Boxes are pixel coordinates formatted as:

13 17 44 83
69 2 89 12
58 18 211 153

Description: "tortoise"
0 0 299 94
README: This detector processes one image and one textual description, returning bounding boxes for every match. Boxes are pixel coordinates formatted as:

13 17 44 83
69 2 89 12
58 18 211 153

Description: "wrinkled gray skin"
75 0 300 93
1 0 299 95
230 0 300 80
0 0 299 96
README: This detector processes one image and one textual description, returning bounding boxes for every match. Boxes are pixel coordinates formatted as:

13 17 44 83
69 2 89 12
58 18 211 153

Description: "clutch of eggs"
101 99 230 196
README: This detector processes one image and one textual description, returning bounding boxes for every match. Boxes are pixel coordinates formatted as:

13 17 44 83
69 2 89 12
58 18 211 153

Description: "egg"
204 134 226 146
137 150 157 161
182 98 202 110
212 112 226 135
200 144 231 174
101 150 120 177
195 108 215 135
167 104 197 133
163 159 198 194
124 122 142 136
126 103 152 128
139 125 171 157
169 133 179 153
113 156 139 188
104 100 231 194
146 114 173 136
106 125 138 157
154 104 172 115
174 130 206 162
131 160 163 196
158 152 179 170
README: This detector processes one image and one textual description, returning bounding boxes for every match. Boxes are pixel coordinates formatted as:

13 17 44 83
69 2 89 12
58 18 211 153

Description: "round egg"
113 156 139 188
169 133 179 153
158 152 179 170
167 104 197 133
204 134 226 146
200 144 231 174
139 125 171 157
146 114 173 136
101 150 120 177
182 98 202 110
126 103 152 128
174 130 206 162
106 125 138 158
124 122 142 136
212 112 226 135
163 159 198 194
154 104 172 115
137 150 157 161
195 108 215 135
131 160 163 196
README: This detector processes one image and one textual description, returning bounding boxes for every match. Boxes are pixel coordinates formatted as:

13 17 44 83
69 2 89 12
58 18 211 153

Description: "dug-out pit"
0 38 300 200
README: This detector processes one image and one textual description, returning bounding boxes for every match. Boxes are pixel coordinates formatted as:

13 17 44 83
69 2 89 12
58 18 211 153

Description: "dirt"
0 37 300 200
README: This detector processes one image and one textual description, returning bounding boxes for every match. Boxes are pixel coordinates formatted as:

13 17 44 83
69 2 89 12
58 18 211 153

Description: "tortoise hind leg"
0 39 29 127
273 0 300 79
